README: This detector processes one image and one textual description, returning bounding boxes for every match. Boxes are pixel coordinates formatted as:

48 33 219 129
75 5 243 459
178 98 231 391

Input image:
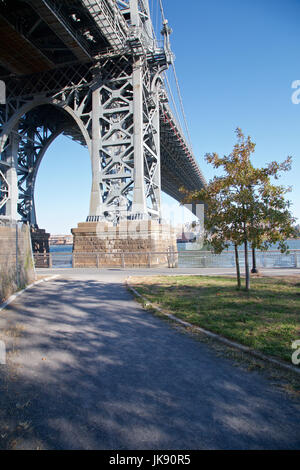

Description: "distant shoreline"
49 242 73 246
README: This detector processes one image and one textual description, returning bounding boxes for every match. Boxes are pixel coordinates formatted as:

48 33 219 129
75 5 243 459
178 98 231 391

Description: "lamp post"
15 221 20 287
251 246 259 273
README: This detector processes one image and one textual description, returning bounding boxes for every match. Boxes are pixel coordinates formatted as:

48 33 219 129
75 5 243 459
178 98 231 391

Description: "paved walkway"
38 266 300 279
0 270 299 449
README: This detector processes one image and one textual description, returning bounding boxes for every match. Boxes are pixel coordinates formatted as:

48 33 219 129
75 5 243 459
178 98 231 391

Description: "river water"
49 240 300 269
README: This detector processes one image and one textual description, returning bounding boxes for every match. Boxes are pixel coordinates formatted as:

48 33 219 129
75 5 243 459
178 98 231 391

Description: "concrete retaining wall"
0 223 36 302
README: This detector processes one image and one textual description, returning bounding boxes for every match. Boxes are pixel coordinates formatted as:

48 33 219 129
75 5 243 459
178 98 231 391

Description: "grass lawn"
129 275 300 363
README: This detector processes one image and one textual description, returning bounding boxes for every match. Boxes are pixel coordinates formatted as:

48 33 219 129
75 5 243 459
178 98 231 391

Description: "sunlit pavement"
37 266 300 281
0 269 299 449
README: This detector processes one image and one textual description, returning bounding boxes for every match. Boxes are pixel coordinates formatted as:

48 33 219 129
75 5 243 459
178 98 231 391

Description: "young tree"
181 128 297 291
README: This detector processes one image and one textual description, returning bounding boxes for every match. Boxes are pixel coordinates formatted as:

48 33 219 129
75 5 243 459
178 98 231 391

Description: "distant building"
176 231 196 243
49 234 73 245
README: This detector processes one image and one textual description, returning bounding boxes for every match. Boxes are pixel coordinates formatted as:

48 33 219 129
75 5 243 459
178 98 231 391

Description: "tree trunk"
244 240 250 291
234 243 241 289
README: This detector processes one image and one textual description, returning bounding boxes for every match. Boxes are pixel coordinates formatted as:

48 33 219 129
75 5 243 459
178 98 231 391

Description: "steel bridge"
0 0 205 226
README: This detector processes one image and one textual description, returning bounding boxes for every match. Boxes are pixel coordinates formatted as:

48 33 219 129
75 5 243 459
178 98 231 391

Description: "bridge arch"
18 125 63 226
0 96 92 224
0 96 91 155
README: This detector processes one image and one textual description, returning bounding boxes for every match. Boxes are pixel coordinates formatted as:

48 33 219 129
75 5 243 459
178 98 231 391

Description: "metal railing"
34 249 177 269
178 250 300 269
33 249 300 269
82 0 129 51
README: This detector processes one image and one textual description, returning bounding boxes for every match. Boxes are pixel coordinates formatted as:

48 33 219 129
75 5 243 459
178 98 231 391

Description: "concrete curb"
126 279 300 377
0 275 60 312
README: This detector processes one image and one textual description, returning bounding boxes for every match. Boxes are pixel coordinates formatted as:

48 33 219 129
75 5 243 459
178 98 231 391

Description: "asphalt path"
0 270 299 449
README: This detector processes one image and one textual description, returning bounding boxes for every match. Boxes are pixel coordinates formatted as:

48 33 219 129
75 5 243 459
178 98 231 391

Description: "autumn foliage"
181 128 297 290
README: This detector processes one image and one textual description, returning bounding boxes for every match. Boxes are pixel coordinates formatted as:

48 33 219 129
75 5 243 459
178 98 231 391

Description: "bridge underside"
0 0 205 265
6 99 204 211
0 0 110 76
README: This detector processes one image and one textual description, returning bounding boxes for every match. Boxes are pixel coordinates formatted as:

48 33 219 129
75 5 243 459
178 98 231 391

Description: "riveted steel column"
89 84 101 217
27 129 37 226
129 0 153 41
152 84 161 216
132 57 147 215
5 127 19 222
129 0 140 27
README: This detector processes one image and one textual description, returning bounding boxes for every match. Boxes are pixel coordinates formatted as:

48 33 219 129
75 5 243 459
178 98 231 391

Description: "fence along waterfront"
33 249 300 269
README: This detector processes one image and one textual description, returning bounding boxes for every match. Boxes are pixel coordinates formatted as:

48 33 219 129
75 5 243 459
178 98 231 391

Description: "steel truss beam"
28 0 93 61
0 70 93 223
87 53 163 222
0 0 205 227
0 52 164 224
17 117 63 225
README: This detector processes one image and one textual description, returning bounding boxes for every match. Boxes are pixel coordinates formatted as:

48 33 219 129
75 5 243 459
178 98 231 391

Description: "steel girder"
0 60 205 224
0 53 164 224
0 0 110 75
87 53 163 222
0 63 94 224
80 0 129 52
0 0 206 227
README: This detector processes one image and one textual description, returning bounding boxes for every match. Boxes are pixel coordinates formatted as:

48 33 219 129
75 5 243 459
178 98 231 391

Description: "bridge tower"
0 0 178 266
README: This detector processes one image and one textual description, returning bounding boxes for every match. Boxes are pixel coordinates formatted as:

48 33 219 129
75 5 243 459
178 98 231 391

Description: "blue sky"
35 0 300 234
